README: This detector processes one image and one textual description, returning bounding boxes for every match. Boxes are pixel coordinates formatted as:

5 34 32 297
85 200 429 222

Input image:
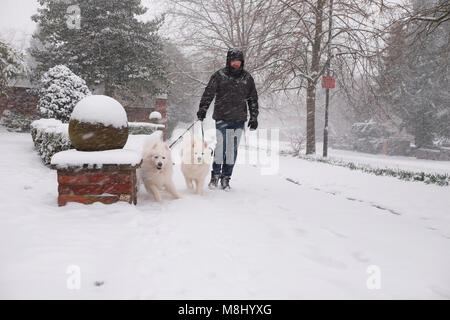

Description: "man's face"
230 60 242 69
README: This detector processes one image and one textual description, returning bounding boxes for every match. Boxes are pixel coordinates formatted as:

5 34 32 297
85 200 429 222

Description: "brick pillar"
154 93 167 140
55 164 140 206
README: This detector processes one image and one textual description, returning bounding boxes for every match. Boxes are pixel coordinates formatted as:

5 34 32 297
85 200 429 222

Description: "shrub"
30 119 164 165
30 119 72 165
0 41 26 95
128 122 164 135
1 109 39 132
284 152 450 187
38 65 91 122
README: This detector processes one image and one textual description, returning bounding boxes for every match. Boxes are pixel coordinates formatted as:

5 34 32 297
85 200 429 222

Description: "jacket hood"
226 47 244 77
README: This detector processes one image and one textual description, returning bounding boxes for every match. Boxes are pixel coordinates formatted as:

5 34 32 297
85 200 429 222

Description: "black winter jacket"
198 48 259 122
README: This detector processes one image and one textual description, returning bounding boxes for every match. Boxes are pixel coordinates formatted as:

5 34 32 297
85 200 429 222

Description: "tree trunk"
104 81 114 97
305 0 325 155
323 84 330 157
306 80 316 154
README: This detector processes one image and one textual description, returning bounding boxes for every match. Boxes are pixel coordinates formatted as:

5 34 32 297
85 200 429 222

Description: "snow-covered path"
0 130 449 299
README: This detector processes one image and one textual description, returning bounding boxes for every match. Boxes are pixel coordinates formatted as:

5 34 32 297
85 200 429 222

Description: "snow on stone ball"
69 95 129 151
71 95 127 127
149 111 162 120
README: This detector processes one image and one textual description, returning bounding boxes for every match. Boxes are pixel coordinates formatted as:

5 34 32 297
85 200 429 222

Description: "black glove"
248 118 258 130
197 109 206 121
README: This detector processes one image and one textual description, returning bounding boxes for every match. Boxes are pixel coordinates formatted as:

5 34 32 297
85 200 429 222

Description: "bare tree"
166 0 402 154
272 0 397 154
163 40 205 136
166 0 292 94
395 0 450 36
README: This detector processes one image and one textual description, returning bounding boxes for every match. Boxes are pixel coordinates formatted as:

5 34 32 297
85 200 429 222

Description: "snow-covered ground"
325 147 450 175
273 139 450 175
0 129 449 299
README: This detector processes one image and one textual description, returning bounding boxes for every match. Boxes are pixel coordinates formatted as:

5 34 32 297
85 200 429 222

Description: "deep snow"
0 128 449 299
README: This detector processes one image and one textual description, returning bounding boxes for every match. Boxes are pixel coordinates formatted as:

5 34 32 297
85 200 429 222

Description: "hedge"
280 151 449 187
30 120 164 165
30 119 72 165
128 122 164 135
1 110 39 132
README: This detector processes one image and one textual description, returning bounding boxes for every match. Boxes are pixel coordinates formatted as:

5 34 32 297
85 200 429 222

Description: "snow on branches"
38 65 91 122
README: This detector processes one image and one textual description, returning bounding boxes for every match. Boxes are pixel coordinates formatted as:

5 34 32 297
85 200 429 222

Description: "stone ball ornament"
68 95 129 151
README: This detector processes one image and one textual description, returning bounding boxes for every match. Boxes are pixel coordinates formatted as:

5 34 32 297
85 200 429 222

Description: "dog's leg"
145 182 162 202
165 181 181 199
195 179 204 195
185 177 194 190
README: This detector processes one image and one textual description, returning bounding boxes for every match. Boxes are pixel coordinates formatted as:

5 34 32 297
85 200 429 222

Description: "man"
197 47 259 190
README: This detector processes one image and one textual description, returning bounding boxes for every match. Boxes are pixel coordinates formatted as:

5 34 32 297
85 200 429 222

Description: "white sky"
0 0 166 49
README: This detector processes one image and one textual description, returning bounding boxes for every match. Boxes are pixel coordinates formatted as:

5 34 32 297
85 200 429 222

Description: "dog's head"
146 142 171 170
181 139 213 165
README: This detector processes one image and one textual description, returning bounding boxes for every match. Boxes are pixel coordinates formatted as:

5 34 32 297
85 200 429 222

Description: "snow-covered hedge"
1 110 39 132
280 151 450 187
128 122 164 135
30 119 163 165
38 65 91 122
30 119 72 165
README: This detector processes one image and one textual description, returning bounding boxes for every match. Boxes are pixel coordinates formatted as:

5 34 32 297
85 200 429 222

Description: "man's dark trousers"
212 120 245 178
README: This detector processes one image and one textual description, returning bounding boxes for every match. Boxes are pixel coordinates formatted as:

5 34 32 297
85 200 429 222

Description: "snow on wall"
129 121 164 129
51 149 141 168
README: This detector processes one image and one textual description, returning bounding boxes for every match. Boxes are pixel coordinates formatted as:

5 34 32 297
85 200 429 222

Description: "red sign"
322 76 335 89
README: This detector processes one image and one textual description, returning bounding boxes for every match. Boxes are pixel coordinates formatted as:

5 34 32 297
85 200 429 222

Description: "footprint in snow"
302 252 347 270
428 285 450 299
294 228 308 237
323 227 348 239
352 251 370 263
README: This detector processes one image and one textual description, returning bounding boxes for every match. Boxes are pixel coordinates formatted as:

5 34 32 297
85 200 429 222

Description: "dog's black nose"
157 162 162 166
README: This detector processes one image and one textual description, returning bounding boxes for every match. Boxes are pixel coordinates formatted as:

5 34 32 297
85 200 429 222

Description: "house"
0 77 167 137
0 77 39 119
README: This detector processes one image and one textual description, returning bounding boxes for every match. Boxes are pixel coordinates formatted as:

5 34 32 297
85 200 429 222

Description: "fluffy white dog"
180 137 213 195
141 134 181 202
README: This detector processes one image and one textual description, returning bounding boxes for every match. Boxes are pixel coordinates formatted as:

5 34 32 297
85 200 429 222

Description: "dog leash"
201 120 205 144
168 120 199 149
243 123 248 150
199 120 212 156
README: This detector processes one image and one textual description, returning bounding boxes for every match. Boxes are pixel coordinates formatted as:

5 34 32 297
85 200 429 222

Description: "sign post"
322 76 335 89
322 0 334 158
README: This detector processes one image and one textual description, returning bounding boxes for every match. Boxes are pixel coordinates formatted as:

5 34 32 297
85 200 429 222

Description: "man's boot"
220 176 231 191
208 174 221 189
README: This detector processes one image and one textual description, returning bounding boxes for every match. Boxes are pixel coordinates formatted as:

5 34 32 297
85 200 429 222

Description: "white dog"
141 134 181 202
180 137 213 195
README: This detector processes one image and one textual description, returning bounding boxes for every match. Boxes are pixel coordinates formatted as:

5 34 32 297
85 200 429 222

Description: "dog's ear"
152 143 158 149
203 141 208 149
165 144 170 150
